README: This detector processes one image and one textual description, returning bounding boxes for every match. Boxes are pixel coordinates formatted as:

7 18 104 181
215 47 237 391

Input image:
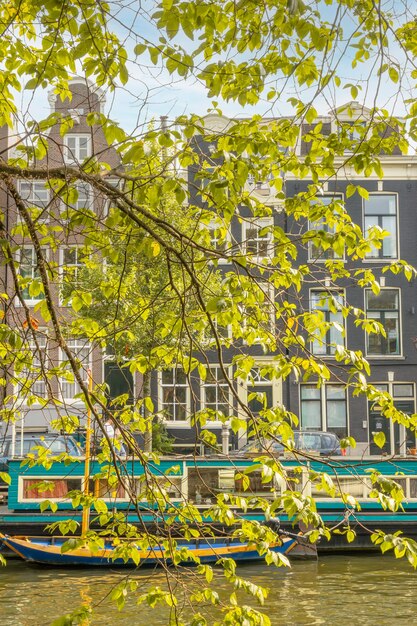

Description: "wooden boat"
0 372 303 566
0 533 298 566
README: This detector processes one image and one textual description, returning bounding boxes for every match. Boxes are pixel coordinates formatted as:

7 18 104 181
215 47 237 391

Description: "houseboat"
1 453 417 552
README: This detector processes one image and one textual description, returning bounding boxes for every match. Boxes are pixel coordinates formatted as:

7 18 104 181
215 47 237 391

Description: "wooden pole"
81 369 93 536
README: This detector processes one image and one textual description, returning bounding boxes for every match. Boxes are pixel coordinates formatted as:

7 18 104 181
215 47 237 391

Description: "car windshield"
295 433 322 450
237 432 340 455
2 437 80 457
238 438 284 454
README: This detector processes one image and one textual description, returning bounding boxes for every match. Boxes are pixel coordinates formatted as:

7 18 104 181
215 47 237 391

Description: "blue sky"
14 0 412 134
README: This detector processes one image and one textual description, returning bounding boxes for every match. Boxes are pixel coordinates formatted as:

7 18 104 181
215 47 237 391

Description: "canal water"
0 554 414 625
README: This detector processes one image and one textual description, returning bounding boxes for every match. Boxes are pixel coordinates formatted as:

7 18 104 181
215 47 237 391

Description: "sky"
13 0 413 135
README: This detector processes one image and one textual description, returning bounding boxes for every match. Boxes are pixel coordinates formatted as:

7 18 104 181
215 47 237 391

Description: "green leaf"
134 43 147 56
373 431 386 449
389 66 399 83
0 472 10 485
357 186 369 200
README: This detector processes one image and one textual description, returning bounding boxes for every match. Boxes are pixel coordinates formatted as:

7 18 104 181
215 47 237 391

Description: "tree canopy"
1 0 417 624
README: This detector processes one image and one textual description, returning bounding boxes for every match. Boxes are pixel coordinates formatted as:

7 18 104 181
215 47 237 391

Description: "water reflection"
0 556 416 625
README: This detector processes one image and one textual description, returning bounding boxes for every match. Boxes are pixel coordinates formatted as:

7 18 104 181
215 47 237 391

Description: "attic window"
63 134 91 163
67 109 84 124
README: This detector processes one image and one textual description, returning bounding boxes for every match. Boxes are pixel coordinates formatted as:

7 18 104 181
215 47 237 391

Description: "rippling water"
0 555 415 625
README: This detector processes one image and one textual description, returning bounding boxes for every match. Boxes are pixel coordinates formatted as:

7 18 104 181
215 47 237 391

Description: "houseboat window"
22 478 81 500
409 478 417 498
391 477 406 493
89 478 126 499
188 467 220 502
218 469 235 491
135 475 183 500
337 477 367 498
234 469 278 496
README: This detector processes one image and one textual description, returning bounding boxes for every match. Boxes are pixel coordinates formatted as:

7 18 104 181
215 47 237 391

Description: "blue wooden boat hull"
1 535 297 567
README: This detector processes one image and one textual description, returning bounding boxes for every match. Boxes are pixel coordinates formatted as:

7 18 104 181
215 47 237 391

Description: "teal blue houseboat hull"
3 455 417 553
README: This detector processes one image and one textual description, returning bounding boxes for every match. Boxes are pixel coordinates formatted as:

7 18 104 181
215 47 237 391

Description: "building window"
208 219 230 257
18 334 48 400
368 382 415 455
63 135 91 163
243 281 275 344
19 180 50 219
365 289 400 355
243 218 273 259
62 182 93 215
159 369 189 422
338 121 367 152
201 366 232 419
310 291 344 356
246 367 279 415
60 247 86 302
103 178 121 216
308 196 344 261
18 247 44 304
364 194 398 259
300 384 347 437
59 339 91 402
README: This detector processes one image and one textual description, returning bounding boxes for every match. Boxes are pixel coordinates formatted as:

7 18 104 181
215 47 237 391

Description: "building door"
237 365 282 446
369 383 415 455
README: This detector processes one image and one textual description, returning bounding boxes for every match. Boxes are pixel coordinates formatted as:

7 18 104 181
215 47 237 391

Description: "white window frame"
368 382 415 456
309 289 345 356
59 246 86 305
63 134 91 163
59 338 91 403
18 180 50 221
200 365 233 423
236 362 283 439
158 369 191 424
247 171 274 196
61 182 94 215
363 192 399 262
103 178 121 217
19 475 83 503
208 218 233 264
17 246 47 306
307 195 345 262
16 332 48 402
243 217 273 260
242 281 275 344
365 288 402 358
300 383 348 435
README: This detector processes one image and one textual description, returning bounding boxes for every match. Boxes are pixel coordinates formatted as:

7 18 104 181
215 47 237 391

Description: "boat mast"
81 369 93 536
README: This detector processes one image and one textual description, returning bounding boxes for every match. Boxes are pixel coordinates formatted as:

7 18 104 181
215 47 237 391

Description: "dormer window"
67 109 85 124
330 102 370 153
344 121 367 142
63 134 91 163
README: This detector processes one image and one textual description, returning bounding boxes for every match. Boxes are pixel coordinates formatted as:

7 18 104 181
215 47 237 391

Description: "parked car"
0 433 83 481
235 431 342 457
